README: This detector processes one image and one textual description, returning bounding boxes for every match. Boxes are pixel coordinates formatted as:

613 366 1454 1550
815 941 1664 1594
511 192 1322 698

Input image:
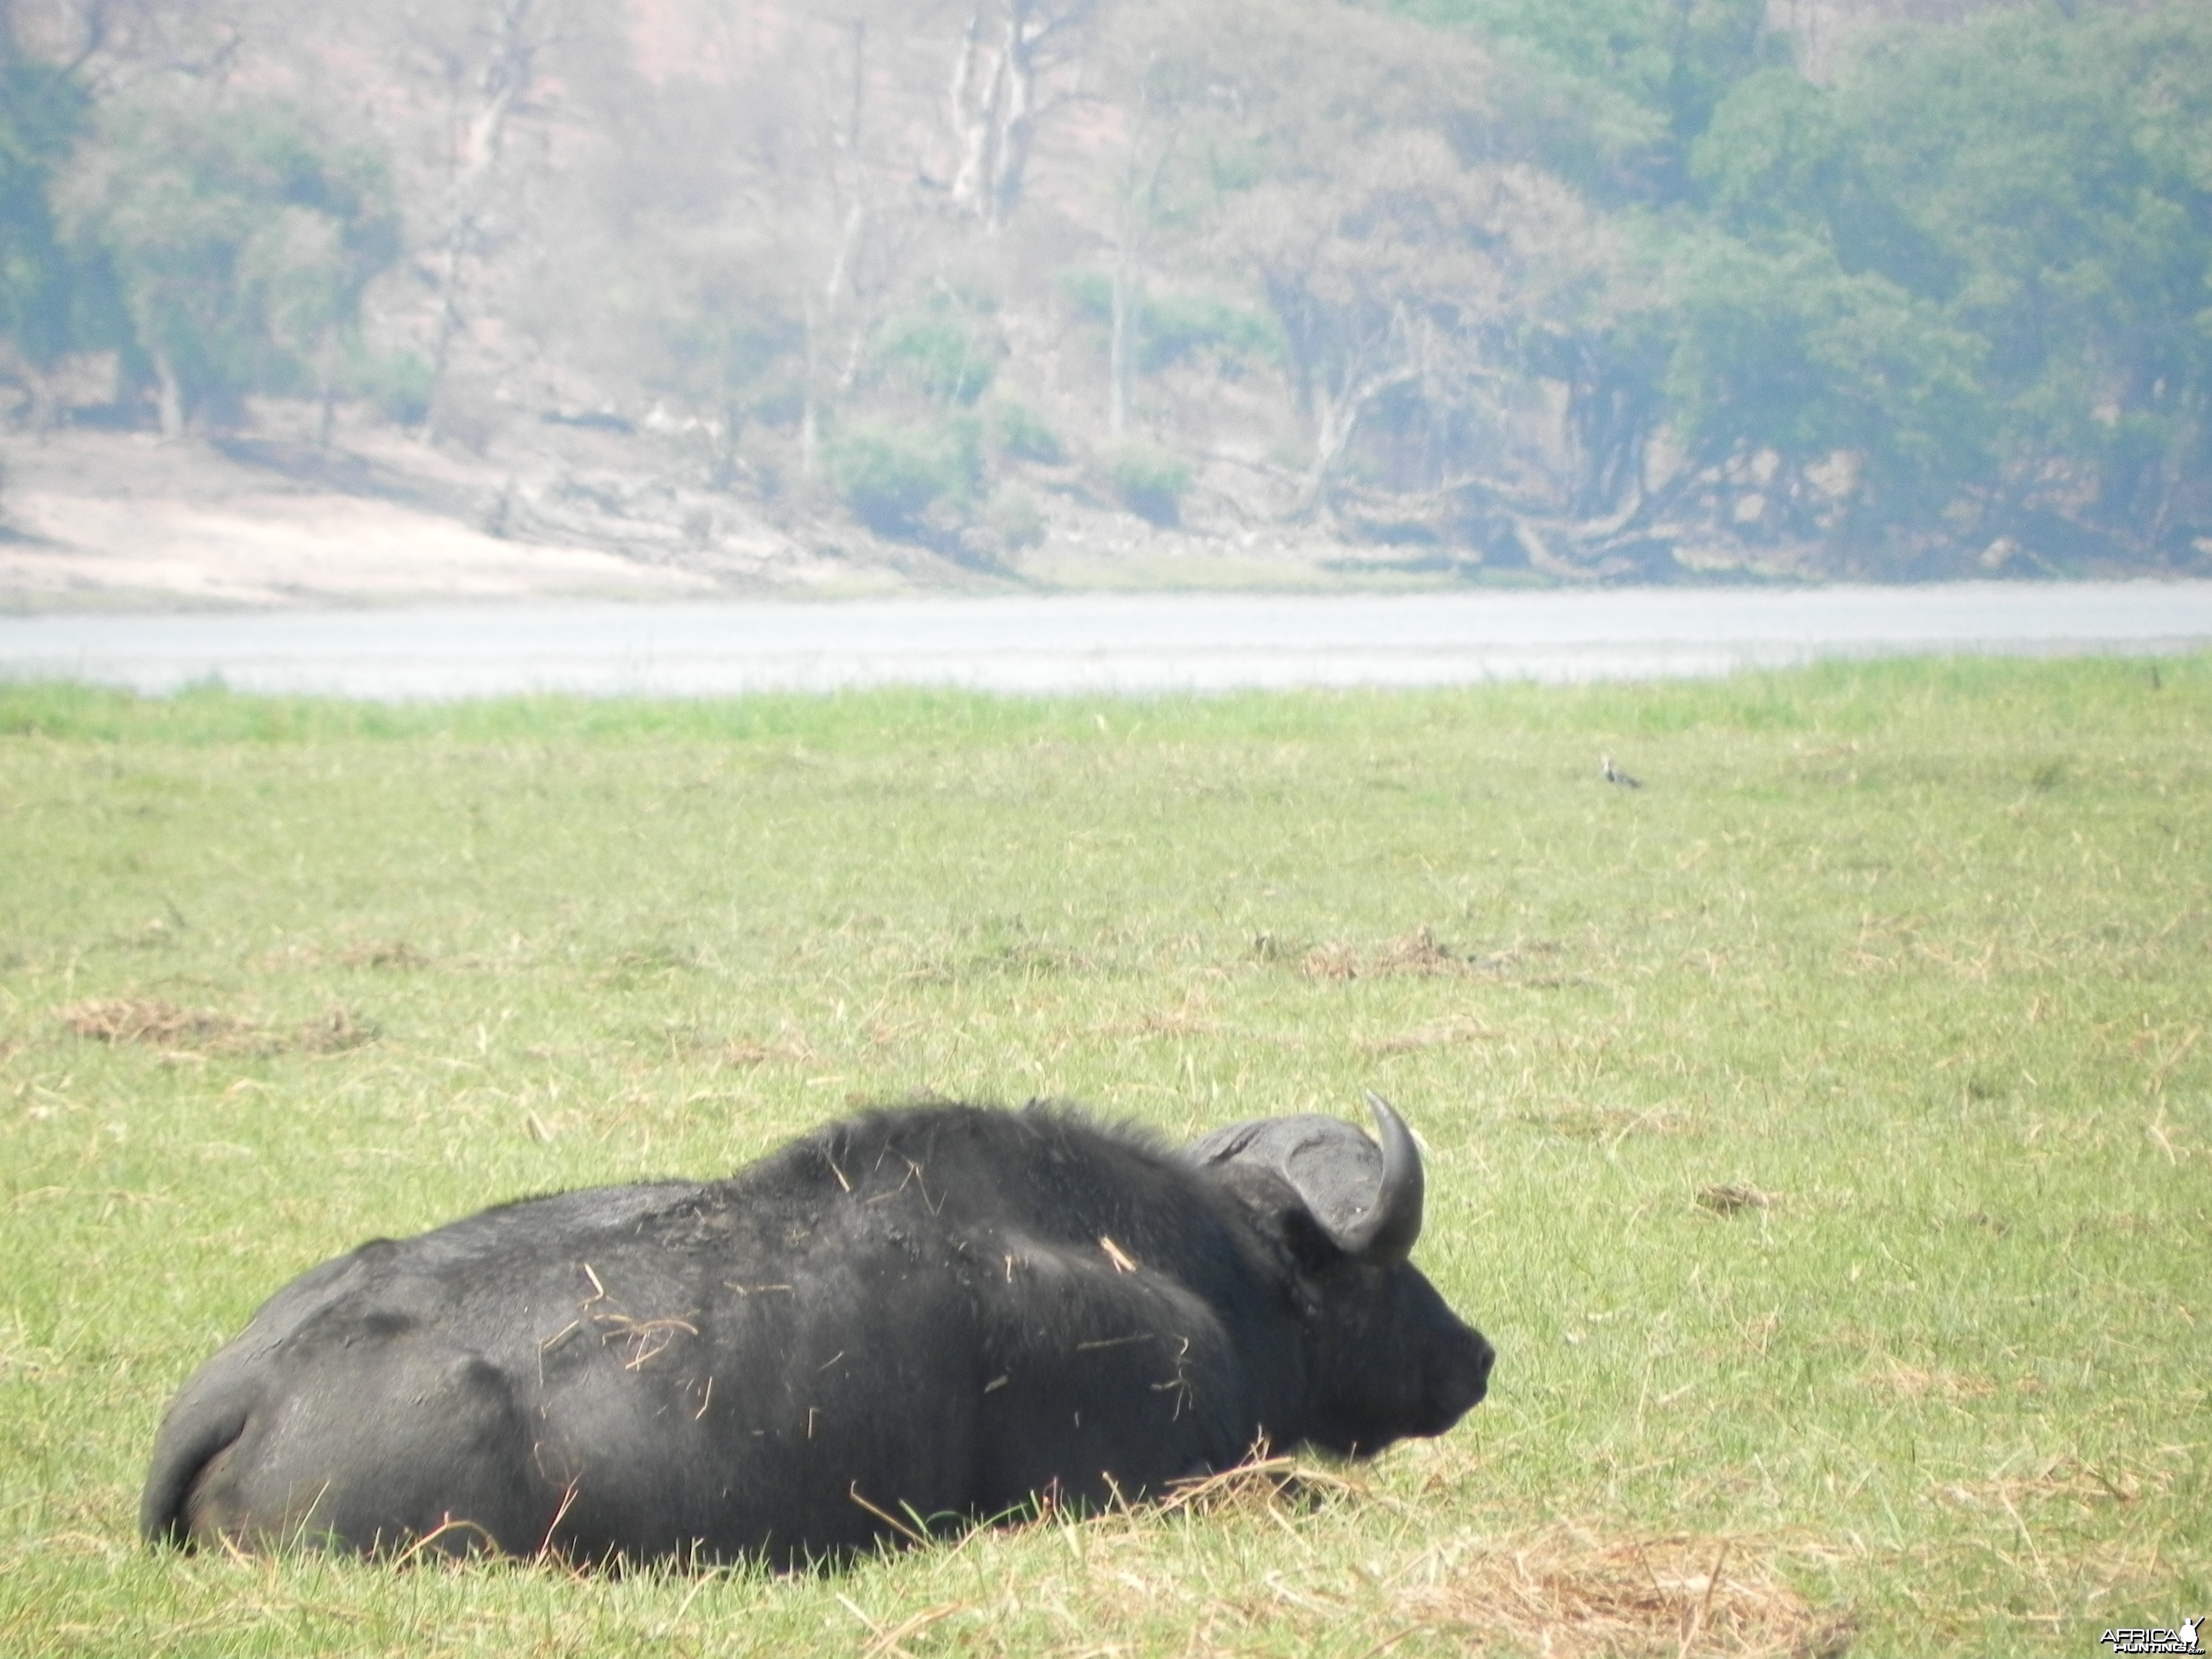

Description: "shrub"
342 348 433 427
991 399 1063 464
868 312 995 406
1056 274 1282 377
1103 441 1193 526
982 484 1047 552
827 418 979 535
1138 295 1283 375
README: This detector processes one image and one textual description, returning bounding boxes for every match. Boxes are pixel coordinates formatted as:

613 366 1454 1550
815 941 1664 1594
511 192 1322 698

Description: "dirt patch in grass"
1091 987 1224 1041
1865 1357 1997 1404
1299 926 1518 982
297 1005 375 1052
1697 1182 1781 1216
333 939 432 970
58 996 374 1057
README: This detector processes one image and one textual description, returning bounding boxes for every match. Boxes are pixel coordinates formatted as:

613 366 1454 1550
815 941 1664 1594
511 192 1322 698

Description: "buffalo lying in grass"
142 1093 1492 1566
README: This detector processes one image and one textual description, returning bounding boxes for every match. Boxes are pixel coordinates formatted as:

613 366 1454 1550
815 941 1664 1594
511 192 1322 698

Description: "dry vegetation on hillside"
2 0 2209 595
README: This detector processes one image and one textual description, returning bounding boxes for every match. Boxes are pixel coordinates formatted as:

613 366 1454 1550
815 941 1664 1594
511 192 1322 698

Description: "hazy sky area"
2 0 2209 603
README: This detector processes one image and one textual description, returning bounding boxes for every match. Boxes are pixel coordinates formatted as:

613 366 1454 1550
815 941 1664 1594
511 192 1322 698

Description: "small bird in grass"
1601 756 1641 789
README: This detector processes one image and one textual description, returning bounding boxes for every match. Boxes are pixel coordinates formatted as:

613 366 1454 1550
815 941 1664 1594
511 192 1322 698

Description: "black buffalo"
142 1093 1492 1566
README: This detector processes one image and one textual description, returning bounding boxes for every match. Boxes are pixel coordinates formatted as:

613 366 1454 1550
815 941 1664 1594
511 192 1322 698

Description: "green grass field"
1 658 2205 1657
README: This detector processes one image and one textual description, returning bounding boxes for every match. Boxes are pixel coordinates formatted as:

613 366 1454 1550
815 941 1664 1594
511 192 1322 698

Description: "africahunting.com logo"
2100 1619 2204 1656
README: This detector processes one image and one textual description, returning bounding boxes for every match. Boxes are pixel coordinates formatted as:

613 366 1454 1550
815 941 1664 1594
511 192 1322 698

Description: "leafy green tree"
59 95 399 438
0 55 96 424
638 263 806 491
826 415 980 535
1661 227 1992 532
1690 1 2212 555
1839 6 2212 549
1397 0 1789 201
866 306 999 407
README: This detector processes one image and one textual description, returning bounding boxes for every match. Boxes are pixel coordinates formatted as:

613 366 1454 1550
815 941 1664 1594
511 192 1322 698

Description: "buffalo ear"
1210 1162 1338 1283
1276 1201 1346 1279
1184 1095 1426 1267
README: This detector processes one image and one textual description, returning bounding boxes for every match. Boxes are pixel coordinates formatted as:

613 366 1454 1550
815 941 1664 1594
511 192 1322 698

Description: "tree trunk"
151 347 185 440
947 0 1076 230
1567 343 1655 523
1108 244 1134 439
946 10 999 214
799 297 820 483
423 0 540 444
1295 380 1357 514
1295 354 1419 517
985 3 1037 230
801 198 868 484
314 333 337 449
1104 84 1176 439
0 339 56 433
712 403 743 492
24 361 55 433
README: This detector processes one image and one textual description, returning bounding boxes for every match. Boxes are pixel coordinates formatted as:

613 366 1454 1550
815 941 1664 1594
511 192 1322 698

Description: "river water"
2 582 2209 699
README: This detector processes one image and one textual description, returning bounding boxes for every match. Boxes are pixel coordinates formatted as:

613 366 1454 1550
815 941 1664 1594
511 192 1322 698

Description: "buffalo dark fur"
142 1098 1492 1566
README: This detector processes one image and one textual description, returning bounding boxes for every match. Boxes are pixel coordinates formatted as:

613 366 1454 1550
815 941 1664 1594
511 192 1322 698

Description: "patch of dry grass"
1865 1358 1997 1404
58 996 373 1057
1122 1464 1848 1655
1400 1526 1852 1658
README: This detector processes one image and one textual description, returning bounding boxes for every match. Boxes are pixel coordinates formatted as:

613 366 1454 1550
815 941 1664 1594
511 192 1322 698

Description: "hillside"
2 0 2208 603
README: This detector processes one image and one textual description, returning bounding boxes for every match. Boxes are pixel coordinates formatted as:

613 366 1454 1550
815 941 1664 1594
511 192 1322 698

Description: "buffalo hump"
142 1099 1492 1567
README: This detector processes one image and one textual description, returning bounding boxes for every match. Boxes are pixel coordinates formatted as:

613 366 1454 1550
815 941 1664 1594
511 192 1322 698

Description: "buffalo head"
1185 1092 1494 1456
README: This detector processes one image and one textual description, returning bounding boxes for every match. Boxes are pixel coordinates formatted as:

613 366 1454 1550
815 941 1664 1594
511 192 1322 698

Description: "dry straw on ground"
58 997 372 1058
1399 1525 1854 1658
1007 1466 1852 1658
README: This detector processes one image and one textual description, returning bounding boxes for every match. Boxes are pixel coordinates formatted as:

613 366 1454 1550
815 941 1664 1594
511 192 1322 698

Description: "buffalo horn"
1330 1091 1424 1263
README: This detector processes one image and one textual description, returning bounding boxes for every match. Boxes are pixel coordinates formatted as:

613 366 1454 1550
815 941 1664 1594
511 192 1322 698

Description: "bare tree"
943 0 1097 230
420 0 560 443
793 13 873 479
1227 132 1624 520
1102 70 1182 438
4 0 186 81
